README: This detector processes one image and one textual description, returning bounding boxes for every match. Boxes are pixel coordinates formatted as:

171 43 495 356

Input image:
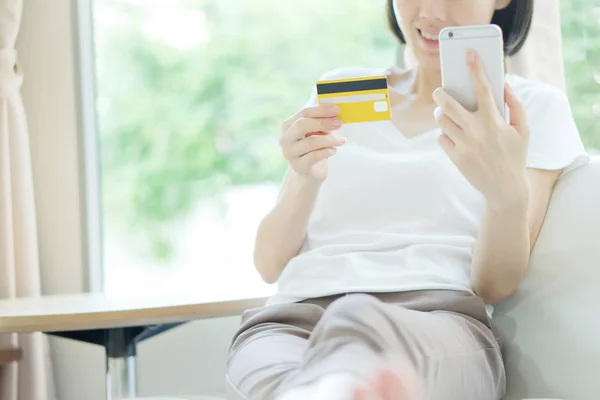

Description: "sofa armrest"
494 157 600 400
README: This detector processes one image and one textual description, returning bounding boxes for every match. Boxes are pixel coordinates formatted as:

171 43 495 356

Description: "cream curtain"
0 0 55 399
403 0 566 90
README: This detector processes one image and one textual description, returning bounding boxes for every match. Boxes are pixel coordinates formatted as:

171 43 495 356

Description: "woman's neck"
410 67 442 104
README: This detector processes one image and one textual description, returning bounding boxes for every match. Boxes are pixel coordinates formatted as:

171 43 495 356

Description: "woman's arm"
471 169 561 304
432 51 570 304
254 103 344 283
253 170 321 284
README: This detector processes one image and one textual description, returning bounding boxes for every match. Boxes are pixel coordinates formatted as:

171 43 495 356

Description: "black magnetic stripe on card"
316 78 387 95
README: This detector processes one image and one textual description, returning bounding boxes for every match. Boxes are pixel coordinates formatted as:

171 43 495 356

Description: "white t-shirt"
266 67 589 311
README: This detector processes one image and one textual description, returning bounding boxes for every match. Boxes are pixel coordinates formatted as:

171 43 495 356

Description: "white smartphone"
439 24 506 119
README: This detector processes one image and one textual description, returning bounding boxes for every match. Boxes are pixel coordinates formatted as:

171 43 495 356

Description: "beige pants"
226 290 505 400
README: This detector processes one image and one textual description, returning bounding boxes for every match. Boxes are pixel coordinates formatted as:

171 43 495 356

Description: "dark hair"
386 0 534 56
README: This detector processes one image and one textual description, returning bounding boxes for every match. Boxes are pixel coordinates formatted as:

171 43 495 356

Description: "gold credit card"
317 75 391 124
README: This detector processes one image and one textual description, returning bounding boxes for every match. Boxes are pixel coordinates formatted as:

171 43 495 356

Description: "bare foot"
351 364 422 400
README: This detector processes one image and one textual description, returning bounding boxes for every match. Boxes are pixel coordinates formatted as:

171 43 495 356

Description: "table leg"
47 322 184 400
105 328 138 400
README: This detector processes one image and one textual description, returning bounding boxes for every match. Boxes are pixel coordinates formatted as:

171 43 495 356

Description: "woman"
226 0 588 399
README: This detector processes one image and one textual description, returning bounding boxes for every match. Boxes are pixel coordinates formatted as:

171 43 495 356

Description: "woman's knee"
324 293 382 319
305 293 414 359
314 293 415 345
318 293 398 330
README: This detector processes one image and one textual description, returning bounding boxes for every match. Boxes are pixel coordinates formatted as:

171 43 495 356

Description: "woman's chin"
406 48 441 70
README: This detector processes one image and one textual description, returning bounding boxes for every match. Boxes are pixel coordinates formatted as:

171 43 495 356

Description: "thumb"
505 83 527 135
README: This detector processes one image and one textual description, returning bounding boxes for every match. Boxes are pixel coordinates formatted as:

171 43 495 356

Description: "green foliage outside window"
94 0 599 262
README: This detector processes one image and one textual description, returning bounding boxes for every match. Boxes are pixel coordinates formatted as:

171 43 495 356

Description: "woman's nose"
418 0 448 22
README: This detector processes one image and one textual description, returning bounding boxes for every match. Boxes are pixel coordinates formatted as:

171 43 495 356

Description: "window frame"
74 0 104 293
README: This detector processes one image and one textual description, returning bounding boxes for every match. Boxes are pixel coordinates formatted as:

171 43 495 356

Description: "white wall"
17 1 241 398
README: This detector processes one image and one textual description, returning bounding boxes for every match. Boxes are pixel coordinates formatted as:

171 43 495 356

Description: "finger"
437 132 456 157
282 104 340 131
433 88 471 126
505 83 528 135
434 108 464 145
467 51 495 112
295 147 337 171
292 133 346 157
287 117 343 141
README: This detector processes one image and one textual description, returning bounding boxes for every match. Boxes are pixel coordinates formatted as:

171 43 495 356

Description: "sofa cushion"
494 156 600 400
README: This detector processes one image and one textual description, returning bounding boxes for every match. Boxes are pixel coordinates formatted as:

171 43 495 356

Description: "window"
560 0 600 152
91 0 598 298
92 0 395 297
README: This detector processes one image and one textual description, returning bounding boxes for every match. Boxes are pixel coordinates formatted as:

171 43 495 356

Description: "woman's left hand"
433 51 530 205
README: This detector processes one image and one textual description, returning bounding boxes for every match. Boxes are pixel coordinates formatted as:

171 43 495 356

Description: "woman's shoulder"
506 73 569 108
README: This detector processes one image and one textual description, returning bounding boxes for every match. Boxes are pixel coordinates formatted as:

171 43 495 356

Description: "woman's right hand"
279 104 346 183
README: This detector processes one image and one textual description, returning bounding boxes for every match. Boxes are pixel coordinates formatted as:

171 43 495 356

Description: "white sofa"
494 155 600 400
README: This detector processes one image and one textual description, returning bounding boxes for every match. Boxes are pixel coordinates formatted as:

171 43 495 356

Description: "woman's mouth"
418 29 440 50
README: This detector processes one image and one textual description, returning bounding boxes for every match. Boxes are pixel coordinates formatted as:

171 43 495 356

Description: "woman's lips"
417 29 440 50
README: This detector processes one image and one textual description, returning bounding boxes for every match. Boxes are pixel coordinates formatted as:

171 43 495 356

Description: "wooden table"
0 292 268 400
